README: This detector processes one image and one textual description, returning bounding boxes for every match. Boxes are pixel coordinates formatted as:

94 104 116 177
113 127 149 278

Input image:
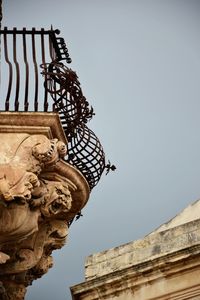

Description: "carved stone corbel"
0 122 89 300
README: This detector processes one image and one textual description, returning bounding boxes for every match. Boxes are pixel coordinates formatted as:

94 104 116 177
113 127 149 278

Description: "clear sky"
2 0 200 299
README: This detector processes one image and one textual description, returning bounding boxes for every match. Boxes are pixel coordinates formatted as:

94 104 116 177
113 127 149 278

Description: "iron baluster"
13 27 20 111
22 28 29 111
31 28 38 112
3 27 13 111
41 28 48 112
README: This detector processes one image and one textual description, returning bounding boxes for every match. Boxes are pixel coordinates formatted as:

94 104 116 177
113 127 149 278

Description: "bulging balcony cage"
0 27 115 192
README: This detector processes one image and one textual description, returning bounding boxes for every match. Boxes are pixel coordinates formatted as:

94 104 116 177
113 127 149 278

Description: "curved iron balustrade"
41 62 106 188
0 27 115 191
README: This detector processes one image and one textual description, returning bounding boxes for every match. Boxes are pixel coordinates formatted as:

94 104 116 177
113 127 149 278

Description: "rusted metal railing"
0 27 70 111
0 27 115 190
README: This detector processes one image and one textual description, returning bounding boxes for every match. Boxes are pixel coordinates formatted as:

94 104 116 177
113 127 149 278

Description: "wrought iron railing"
0 27 68 111
0 27 115 190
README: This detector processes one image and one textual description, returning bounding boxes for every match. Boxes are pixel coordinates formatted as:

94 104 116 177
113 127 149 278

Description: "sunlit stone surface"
0 112 89 300
71 200 200 299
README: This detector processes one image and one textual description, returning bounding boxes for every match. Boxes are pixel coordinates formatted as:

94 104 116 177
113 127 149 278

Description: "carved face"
41 182 72 217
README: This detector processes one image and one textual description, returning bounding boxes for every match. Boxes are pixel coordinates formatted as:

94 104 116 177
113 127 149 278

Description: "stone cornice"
71 240 200 299
71 218 200 299
85 218 200 280
0 112 67 142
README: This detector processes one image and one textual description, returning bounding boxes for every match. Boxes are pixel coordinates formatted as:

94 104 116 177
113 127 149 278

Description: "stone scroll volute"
0 133 89 300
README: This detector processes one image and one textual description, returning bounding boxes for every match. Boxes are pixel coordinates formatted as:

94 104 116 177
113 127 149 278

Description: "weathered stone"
71 200 200 299
0 113 90 300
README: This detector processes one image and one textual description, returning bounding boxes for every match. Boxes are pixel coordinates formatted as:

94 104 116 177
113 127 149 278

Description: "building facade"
71 200 200 299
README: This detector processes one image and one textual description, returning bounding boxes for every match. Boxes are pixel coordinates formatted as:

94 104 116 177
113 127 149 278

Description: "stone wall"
71 200 200 300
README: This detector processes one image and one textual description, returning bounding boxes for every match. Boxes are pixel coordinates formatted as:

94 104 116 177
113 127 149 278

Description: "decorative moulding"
0 112 89 300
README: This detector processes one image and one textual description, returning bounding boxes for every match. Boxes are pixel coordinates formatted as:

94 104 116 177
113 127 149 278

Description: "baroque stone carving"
0 132 89 300
31 178 72 218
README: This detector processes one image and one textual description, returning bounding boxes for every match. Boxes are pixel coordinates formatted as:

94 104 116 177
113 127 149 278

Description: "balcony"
0 26 109 191
0 26 116 300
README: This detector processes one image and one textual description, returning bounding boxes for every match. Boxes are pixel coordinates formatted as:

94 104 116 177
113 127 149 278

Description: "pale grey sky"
2 0 200 299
